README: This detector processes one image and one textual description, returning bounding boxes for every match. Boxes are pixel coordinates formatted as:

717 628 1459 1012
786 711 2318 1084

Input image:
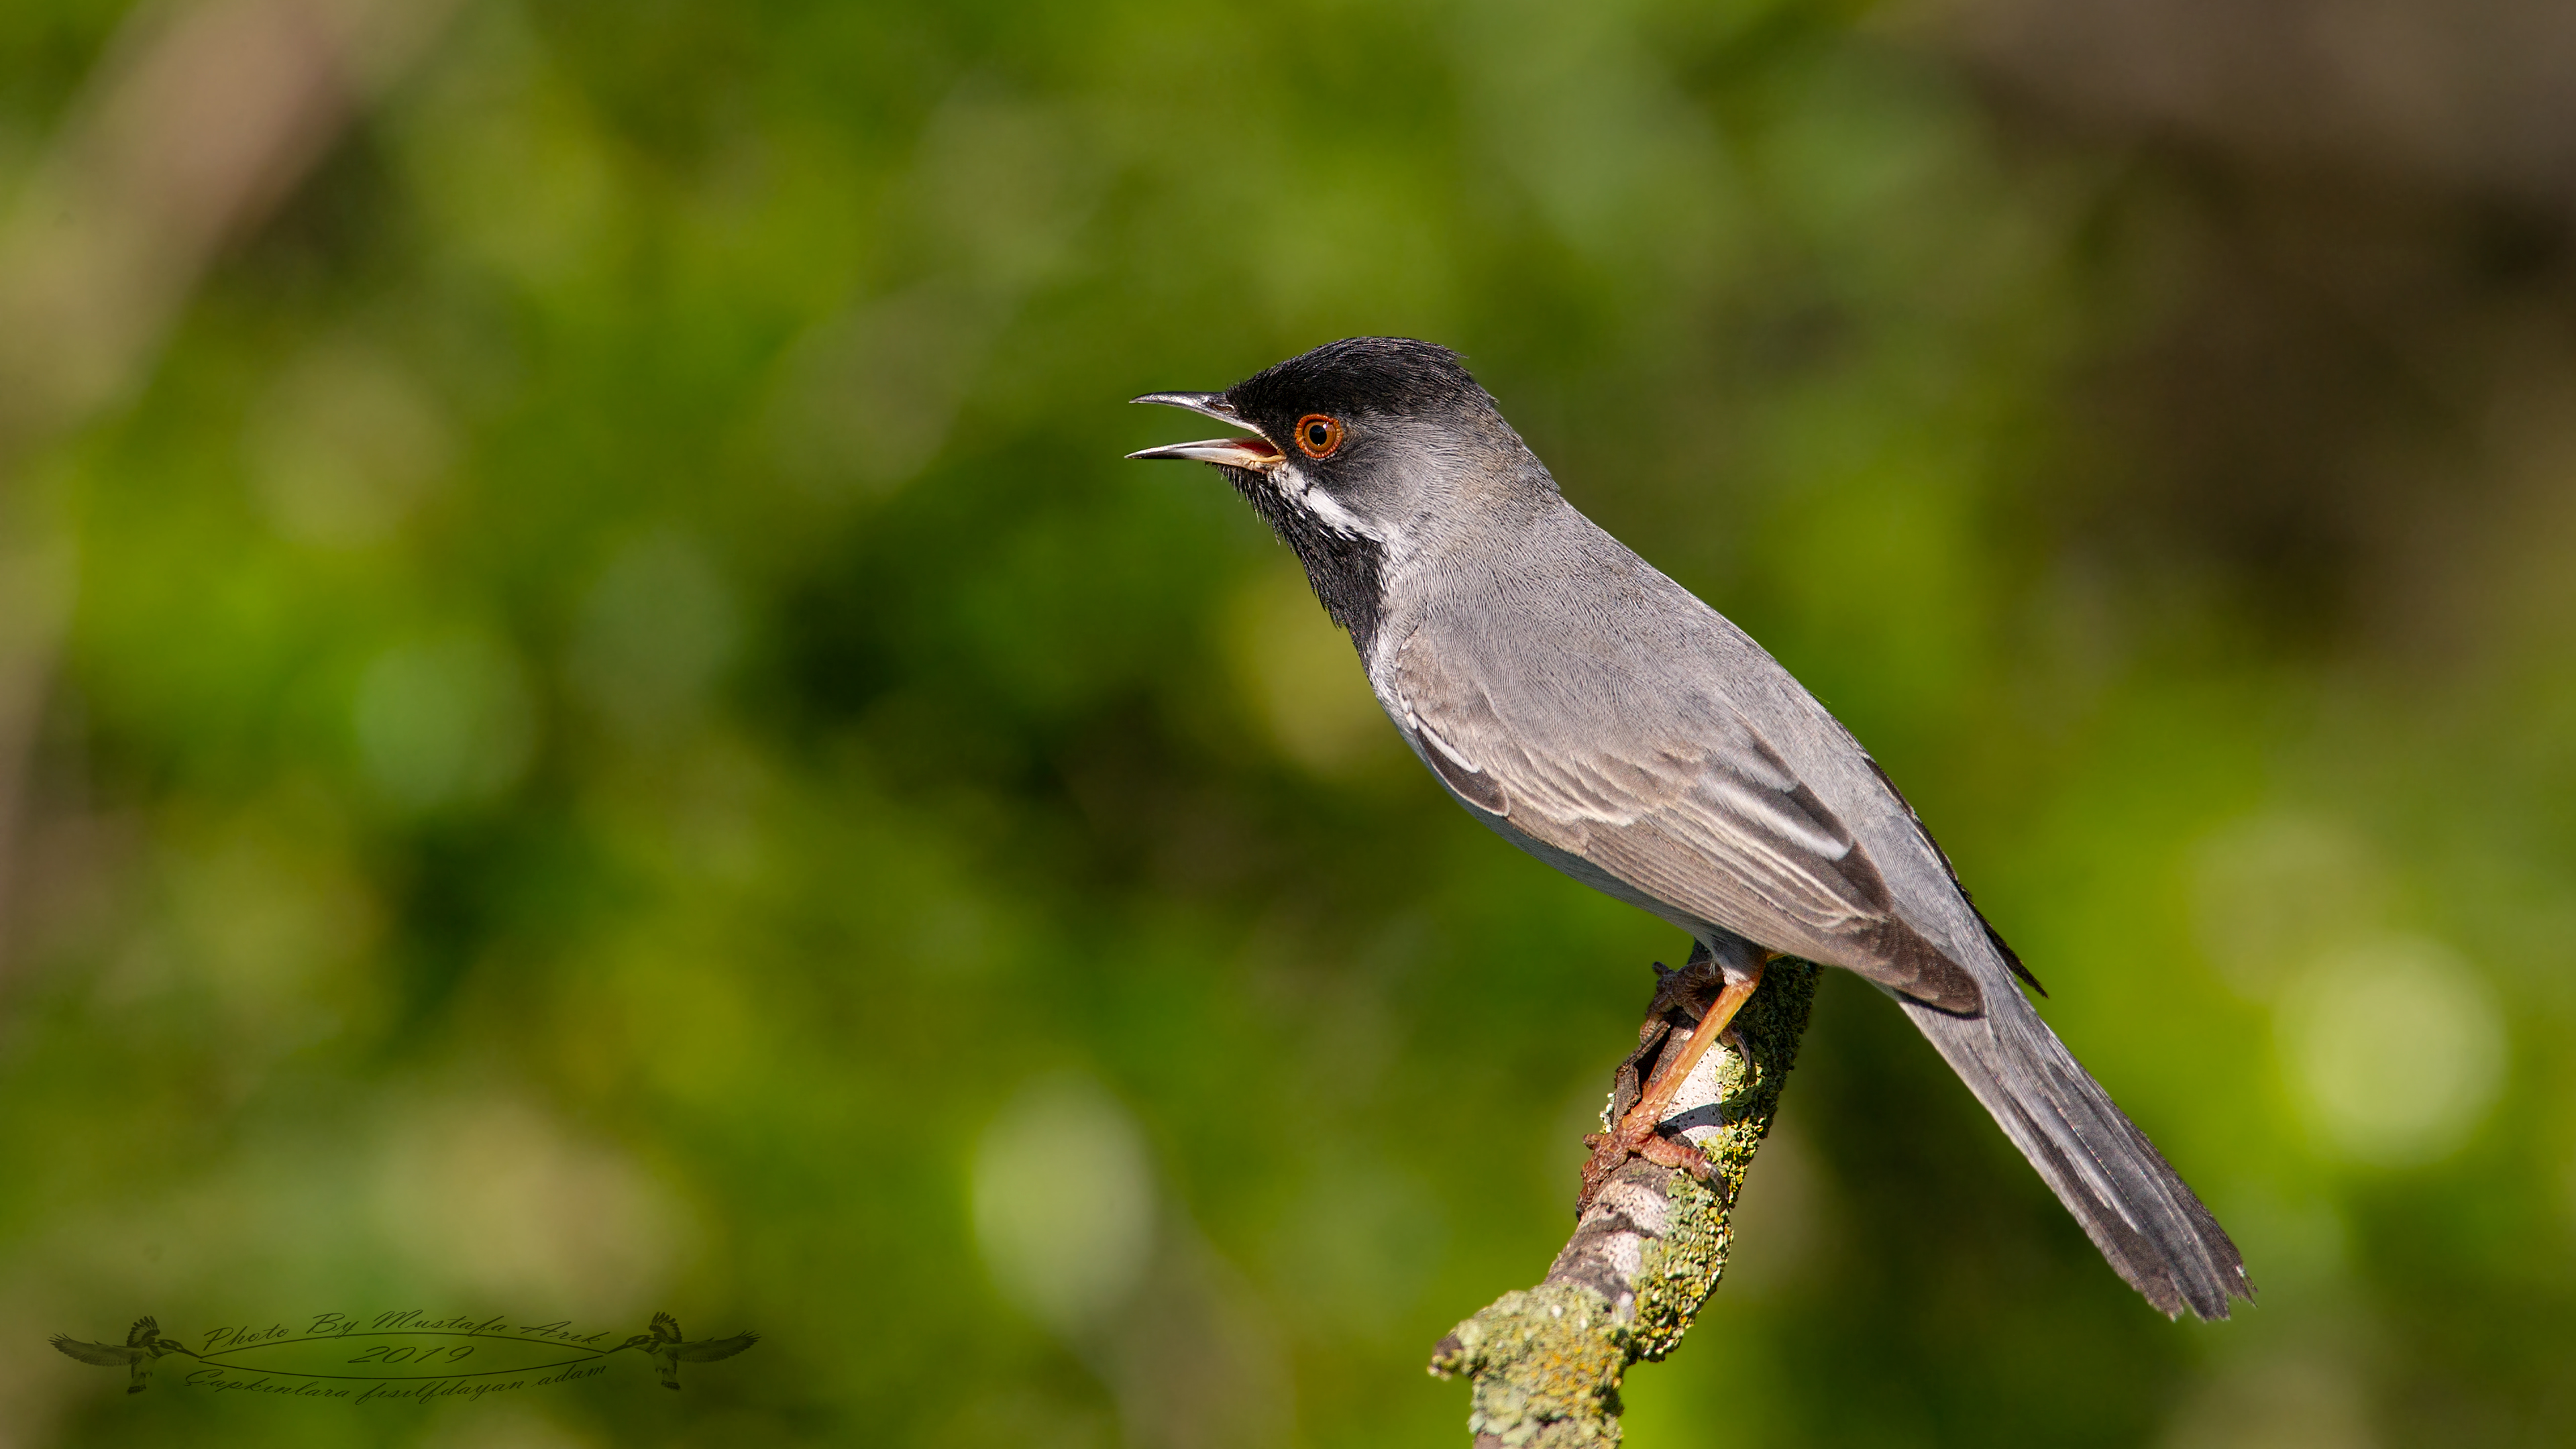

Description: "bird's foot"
1576 1120 1713 1214
1572 947 1766 1217
1646 953 1726 1019
1576 957 1725 1215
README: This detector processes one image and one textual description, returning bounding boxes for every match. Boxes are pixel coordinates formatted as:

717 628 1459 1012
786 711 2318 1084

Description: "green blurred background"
4 0 2574 1444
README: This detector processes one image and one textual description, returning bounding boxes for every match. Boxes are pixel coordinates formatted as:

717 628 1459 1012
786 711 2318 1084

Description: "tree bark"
1429 956 1820 1447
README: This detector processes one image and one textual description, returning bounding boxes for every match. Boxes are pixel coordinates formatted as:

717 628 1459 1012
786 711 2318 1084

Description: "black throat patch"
1221 466 1385 655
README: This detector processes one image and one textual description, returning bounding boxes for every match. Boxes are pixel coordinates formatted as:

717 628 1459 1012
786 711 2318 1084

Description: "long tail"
1898 985 2253 1320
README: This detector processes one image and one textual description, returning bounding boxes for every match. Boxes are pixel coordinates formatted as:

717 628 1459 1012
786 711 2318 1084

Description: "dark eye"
1295 414 1343 460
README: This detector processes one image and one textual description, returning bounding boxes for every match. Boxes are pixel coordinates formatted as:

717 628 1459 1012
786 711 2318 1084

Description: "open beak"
1126 391 1284 470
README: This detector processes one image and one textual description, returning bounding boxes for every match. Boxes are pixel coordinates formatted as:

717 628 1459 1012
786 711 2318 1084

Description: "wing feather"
673 1332 759 1363
1395 639 1981 1012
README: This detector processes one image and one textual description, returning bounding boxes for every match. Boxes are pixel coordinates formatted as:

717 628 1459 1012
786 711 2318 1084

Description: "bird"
1128 337 2253 1320
610 1312 759 1389
50 1316 197 1393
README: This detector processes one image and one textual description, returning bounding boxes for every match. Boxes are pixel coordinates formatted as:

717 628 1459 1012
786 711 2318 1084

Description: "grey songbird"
1130 337 2252 1320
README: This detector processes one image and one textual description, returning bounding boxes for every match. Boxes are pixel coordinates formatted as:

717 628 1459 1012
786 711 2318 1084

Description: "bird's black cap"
1222 337 1486 431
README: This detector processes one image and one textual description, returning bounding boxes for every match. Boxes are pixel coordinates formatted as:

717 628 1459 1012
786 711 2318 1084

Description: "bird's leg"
1597 953 1726 1134
1578 953 1768 1214
1601 959 1699 1126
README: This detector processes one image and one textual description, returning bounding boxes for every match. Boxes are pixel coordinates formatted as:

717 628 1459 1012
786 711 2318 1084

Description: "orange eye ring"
1293 414 1344 460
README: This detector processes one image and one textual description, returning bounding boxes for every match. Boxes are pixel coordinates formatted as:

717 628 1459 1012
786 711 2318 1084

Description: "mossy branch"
1429 957 1820 1447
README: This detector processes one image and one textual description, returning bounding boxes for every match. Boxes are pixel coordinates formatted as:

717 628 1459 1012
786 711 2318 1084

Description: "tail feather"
1898 986 2253 1320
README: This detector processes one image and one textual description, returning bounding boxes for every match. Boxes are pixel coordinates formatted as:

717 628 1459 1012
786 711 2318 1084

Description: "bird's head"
1130 337 1546 641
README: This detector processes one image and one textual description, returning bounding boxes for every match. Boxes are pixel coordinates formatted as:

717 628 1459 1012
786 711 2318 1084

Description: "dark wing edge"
1581 810 1982 1014
1414 716 1505 813
1862 755 2046 997
52 1336 135 1366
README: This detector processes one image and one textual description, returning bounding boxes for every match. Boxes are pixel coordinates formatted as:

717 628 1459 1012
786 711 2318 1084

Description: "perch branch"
1430 953 1820 1447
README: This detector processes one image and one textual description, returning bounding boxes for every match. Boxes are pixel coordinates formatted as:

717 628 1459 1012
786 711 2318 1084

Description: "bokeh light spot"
971 1074 1158 1338
353 631 537 810
2277 936 2504 1167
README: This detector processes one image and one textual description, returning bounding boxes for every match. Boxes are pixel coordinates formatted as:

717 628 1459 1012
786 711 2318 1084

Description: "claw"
1576 1122 1714 1214
1573 952 1770 1216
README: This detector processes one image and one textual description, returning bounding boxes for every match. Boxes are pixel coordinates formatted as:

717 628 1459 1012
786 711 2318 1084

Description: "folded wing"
1395 640 1982 1013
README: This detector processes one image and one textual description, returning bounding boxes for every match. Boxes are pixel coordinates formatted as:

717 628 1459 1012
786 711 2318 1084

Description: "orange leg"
1577 955 1768 1214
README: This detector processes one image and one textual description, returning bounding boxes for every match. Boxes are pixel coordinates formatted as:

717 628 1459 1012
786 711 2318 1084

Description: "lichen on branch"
1430 958 1821 1448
